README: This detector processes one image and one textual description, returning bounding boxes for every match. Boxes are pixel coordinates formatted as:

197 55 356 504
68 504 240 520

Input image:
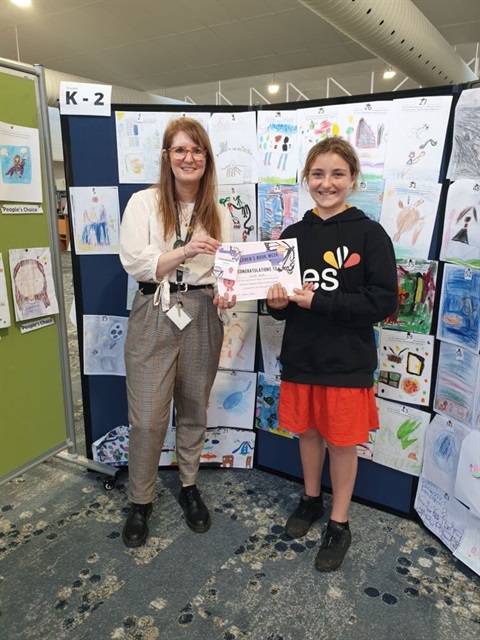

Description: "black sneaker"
315 520 352 572
122 502 153 548
285 495 324 538
178 485 211 533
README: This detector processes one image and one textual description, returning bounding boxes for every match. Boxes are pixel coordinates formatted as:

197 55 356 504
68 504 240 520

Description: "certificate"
214 239 302 301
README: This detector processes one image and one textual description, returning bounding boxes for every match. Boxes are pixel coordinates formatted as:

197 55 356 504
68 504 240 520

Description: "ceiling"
0 0 479 105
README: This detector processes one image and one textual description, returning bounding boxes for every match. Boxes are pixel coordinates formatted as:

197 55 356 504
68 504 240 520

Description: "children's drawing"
381 259 437 334
0 121 42 203
92 424 131 466
440 179 480 269
209 111 258 184
414 476 466 552
357 430 377 460
126 274 137 311
0 253 11 328
257 110 298 184
437 263 480 353
454 429 480 518
83 314 128 376
115 111 166 184
164 111 211 132
69 186 121 254
218 184 257 242
219 311 257 372
421 414 471 495
206 370 257 429
258 314 285 376
256 372 293 439
296 103 347 171
447 87 480 181
339 100 391 178
382 95 453 183
8 247 59 322
453 510 480 575
258 183 299 241
377 328 434 406
434 342 479 427
373 399 430 476
347 178 386 222
379 180 442 259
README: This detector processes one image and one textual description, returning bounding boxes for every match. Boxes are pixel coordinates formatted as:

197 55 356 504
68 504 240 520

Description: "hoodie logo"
303 245 361 291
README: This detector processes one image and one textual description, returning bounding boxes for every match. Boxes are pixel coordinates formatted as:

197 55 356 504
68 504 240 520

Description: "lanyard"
174 204 196 288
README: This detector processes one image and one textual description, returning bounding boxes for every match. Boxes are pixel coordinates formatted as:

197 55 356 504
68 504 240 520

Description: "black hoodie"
267 207 398 388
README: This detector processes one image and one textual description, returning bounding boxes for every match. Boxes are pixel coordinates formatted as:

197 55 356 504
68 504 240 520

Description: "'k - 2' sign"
59 82 112 117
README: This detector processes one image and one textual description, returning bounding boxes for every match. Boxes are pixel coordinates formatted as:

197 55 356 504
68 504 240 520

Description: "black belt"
138 282 213 295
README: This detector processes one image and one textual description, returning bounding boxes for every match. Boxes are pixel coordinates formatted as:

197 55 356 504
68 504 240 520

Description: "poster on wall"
218 311 257 372
0 252 11 328
382 95 453 183
0 121 42 203
258 314 285 376
8 247 59 322
69 186 121 254
447 87 480 181
164 111 211 131
379 180 442 260
380 259 438 334
83 314 128 376
373 399 430 476
258 183 299 241
257 110 298 184
453 429 480 517
209 111 258 184
256 372 293 438
377 328 434 406
296 103 346 171
437 263 480 353
115 111 166 184
217 184 257 243
440 179 480 269
206 369 257 430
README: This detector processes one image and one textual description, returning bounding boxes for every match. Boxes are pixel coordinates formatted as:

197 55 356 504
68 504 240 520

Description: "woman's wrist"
183 245 189 260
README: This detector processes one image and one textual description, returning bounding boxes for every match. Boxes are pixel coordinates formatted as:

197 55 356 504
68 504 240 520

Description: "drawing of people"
451 205 477 245
5 153 27 179
96 203 110 245
399 150 426 178
13 259 51 320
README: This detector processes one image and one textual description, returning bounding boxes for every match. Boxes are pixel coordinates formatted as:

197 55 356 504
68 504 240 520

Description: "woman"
119 117 235 547
267 137 398 571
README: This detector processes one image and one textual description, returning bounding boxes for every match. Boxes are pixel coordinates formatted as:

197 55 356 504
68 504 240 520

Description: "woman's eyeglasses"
168 146 207 161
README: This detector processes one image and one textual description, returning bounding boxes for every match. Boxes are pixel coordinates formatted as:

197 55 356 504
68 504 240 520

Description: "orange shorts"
278 382 379 447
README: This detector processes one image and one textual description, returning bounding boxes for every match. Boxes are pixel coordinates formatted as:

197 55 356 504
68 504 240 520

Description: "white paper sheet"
257 110 298 184
9 247 59 322
209 111 258 184
0 121 42 203
69 186 121 254
83 314 128 376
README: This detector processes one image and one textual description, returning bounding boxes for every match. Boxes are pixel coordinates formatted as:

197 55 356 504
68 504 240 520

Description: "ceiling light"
268 74 280 94
11 0 32 6
383 67 396 79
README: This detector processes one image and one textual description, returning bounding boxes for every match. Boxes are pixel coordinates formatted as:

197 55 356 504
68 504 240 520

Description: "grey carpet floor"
0 252 478 640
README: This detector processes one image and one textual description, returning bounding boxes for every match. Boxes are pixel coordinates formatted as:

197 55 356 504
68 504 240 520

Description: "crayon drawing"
373 399 430 476
421 414 471 495
437 263 480 353
379 180 442 260
115 111 166 184
257 110 297 184
258 315 285 376
447 87 480 181
454 430 480 518
258 183 299 241
381 259 437 334
440 179 480 269
414 476 466 552
256 372 293 439
218 184 257 242
207 370 257 430
0 253 11 328
377 329 434 406
69 186 121 254
434 342 479 427
383 95 453 183
9 247 59 322
83 314 128 376
0 121 42 203
454 510 480 575
219 311 257 372
296 104 347 171
348 178 386 222
92 425 131 466
209 111 258 184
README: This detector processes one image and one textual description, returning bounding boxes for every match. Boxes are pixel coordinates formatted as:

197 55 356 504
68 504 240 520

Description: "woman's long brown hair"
156 117 221 241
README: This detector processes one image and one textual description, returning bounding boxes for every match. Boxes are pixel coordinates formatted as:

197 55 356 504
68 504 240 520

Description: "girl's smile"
307 152 356 219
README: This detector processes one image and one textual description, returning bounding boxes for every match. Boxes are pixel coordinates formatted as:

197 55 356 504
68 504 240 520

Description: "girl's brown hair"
156 117 221 241
301 137 360 191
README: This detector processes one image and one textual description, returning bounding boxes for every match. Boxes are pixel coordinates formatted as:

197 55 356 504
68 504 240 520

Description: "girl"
119 118 235 547
267 137 398 571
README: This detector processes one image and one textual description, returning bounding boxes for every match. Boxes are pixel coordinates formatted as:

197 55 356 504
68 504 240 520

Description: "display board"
0 61 73 483
61 84 463 516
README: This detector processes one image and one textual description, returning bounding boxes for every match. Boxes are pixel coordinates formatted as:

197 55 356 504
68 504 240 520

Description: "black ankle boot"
122 502 152 547
178 486 211 533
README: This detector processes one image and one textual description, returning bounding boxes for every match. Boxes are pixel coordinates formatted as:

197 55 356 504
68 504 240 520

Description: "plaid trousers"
124 288 223 503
